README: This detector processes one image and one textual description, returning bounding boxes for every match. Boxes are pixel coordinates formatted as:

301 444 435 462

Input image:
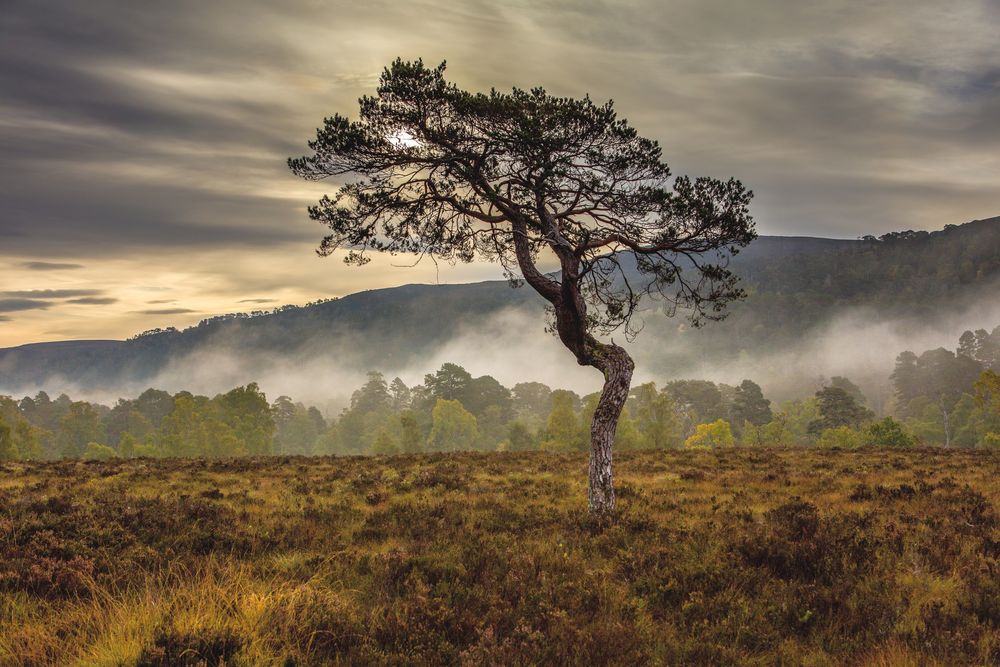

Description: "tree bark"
585 340 634 515
509 219 635 514
940 397 952 448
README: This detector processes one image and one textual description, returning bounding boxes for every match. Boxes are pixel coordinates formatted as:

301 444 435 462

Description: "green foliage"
511 382 552 424
474 404 508 450
543 390 580 451
424 363 473 403
816 426 863 449
158 395 207 457
959 326 1000 371
466 376 513 420
399 410 423 453
864 417 916 447
0 416 17 461
216 383 274 455
8 324 1000 460
423 364 512 426
133 389 175 429
949 393 983 448
330 373 396 455
893 347 983 418
730 379 773 428
892 334 995 446
808 386 874 434
273 396 326 455
427 399 478 451
388 377 411 411
158 395 236 457
664 380 725 434
57 402 103 458
613 412 642 450
505 421 534 451
351 371 391 414
105 399 155 448
629 383 682 449
151 384 276 458
829 376 867 407
903 396 949 445
82 442 117 460
819 418 914 448
974 370 1000 447
0 397 43 460
684 419 735 448
976 369 1000 414
134 442 163 458
741 417 791 447
371 428 399 455
117 431 137 458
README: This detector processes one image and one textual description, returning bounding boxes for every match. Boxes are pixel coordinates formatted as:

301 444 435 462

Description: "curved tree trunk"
585 340 634 515
509 219 635 514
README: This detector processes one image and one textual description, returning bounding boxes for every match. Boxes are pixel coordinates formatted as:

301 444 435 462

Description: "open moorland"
2 448 1000 666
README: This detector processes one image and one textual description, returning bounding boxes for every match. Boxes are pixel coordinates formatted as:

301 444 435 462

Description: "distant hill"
1 216 998 398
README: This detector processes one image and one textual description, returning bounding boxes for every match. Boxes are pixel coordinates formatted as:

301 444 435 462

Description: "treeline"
892 325 1000 447
127 299 339 341
0 370 777 460
2 328 999 461
0 385 275 461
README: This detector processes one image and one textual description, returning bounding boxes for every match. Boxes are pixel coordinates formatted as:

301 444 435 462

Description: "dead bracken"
2 448 1000 665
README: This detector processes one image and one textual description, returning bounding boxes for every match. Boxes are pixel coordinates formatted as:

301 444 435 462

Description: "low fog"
3 277 999 416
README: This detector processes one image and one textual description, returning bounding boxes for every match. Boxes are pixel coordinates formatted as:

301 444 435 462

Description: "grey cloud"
0 289 102 299
0 0 997 261
0 299 51 312
19 261 85 271
0 1 331 259
238 298 275 304
66 297 118 305
136 308 197 315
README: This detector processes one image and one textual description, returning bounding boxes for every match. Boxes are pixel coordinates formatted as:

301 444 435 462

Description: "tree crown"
290 59 756 336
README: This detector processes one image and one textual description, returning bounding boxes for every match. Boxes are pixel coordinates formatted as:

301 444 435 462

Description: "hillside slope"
1 217 998 396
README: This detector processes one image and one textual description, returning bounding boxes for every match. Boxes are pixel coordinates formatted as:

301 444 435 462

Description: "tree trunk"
940 397 952 448
508 223 635 514
586 341 634 515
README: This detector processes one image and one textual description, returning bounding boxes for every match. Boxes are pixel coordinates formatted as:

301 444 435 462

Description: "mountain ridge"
2 218 999 398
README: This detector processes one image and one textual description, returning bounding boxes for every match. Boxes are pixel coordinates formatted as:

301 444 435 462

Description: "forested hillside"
1 217 998 397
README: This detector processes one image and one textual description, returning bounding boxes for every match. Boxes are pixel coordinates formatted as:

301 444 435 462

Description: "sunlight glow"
388 129 421 149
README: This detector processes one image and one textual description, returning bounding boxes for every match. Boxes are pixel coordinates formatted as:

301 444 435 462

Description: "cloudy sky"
1 0 998 347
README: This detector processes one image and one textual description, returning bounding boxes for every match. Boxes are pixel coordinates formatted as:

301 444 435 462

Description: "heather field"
2 448 1000 665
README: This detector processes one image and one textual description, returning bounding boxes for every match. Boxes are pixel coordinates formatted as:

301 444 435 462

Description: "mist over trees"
3 219 999 419
892 326 1000 447
3 322 999 462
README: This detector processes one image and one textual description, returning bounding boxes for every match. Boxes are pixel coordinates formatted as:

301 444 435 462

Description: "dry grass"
2 448 1000 665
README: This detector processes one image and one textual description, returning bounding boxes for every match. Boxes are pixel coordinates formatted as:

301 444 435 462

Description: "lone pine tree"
290 59 755 514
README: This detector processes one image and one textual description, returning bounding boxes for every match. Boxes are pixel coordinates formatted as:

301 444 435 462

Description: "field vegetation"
3 448 1000 665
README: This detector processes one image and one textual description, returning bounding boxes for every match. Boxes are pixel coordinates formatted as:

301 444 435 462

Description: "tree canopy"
289 59 755 337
